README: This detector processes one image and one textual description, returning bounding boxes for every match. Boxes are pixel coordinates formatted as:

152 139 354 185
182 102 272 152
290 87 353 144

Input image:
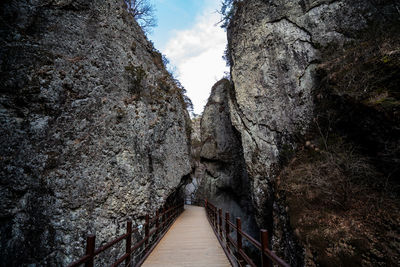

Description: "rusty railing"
204 200 290 267
67 202 184 267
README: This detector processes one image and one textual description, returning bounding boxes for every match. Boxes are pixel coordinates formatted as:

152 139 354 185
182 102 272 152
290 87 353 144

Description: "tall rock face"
0 0 191 265
224 0 399 266
197 79 257 234
227 0 398 226
184 115 202 198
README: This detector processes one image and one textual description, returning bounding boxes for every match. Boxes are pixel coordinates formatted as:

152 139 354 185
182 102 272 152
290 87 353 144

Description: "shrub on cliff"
276 21 400 266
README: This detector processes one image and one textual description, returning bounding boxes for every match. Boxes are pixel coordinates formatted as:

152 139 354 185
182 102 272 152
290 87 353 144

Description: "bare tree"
218 0 237 29
125 0 157 33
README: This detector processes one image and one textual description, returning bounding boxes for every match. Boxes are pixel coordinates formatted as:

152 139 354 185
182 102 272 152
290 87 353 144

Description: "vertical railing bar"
145 214 150 252
236 217 243 265
261 229 271 267
218 208 223 239
162 207 165 231
225 212 230 254
155 210 160 237
85 235 95 267
214 207 218 229
125 221 132 266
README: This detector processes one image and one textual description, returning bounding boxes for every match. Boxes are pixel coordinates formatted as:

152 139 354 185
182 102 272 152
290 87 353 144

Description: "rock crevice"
195 79 258 236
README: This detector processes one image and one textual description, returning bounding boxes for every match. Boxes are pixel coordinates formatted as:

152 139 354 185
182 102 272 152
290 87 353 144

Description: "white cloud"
163 6 228 115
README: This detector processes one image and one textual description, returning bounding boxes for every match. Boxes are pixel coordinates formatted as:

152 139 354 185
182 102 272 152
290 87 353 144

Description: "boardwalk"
142 205 231 267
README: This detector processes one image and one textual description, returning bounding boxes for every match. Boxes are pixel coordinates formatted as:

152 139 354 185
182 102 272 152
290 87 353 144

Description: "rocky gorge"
194 0 400 266
1 0 400 266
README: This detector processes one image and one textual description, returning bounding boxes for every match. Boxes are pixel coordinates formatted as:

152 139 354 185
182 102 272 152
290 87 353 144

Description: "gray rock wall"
225 0 399 265
227 0 398 227
0 0 191 265
197 79 257 235
185 116 202 199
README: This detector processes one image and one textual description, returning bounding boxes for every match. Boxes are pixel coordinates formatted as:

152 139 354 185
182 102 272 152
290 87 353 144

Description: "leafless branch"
125 0 157 33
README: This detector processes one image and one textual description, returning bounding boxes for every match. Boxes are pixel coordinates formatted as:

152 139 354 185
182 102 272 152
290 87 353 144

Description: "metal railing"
204 200 290 267
67 202 184 267
67 198 289 267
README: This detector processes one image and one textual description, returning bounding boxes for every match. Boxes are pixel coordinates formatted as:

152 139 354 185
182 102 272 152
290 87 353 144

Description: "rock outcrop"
197 79 257 234
0 0 191 265
207 0 400 266
184 115 202 199
227 0 398 226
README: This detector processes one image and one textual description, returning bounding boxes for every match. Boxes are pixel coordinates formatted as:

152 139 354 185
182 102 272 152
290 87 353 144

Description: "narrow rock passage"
143 205 231 267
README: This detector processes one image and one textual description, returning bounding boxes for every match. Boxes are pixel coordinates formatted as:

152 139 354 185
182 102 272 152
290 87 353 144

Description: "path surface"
142 205 231 267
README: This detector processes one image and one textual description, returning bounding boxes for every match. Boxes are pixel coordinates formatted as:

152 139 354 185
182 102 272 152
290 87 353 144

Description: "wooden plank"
142 205 231 267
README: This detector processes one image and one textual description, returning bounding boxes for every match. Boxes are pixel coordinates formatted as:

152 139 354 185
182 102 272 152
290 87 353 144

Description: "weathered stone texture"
0 0 191 265
226 0 399 265
228 0 398 226
197 79 257 235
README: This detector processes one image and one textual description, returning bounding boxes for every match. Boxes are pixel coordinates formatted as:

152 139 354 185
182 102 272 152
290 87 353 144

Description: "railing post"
236 217 243 264
125 221 132 266
85 235 95 267
174 205 177 218
214 208 218 229
236 218 242 250
162 207 165 228
155 210 160 236
166 206 169 221
218 208 223 239
145 214 150 250
166 207 169 223
261 229 271 267
205 199 208 209
225 212 230 252
211 207 213 224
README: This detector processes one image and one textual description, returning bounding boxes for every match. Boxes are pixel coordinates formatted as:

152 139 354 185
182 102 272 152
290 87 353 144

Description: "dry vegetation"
278 138 400 266
277 22 400 266
318 23 400 117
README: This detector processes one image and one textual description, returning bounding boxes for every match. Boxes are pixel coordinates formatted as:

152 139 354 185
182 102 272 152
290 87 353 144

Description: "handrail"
67 201 184 267
204 199 290 267
240 229 261 250
94 232 131 256
238 248 257 267
227 219 237 230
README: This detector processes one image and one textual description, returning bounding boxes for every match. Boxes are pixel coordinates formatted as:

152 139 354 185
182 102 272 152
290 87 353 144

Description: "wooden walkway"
142 205 231 267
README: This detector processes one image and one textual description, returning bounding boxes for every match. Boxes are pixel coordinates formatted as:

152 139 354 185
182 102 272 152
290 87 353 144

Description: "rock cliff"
199 0 399 266
184 115 202 199
197 79 257 234
227 0 399 226
0 0 191 265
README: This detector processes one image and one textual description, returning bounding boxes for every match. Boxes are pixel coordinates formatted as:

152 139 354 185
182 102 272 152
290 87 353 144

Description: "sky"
148 0 229 115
